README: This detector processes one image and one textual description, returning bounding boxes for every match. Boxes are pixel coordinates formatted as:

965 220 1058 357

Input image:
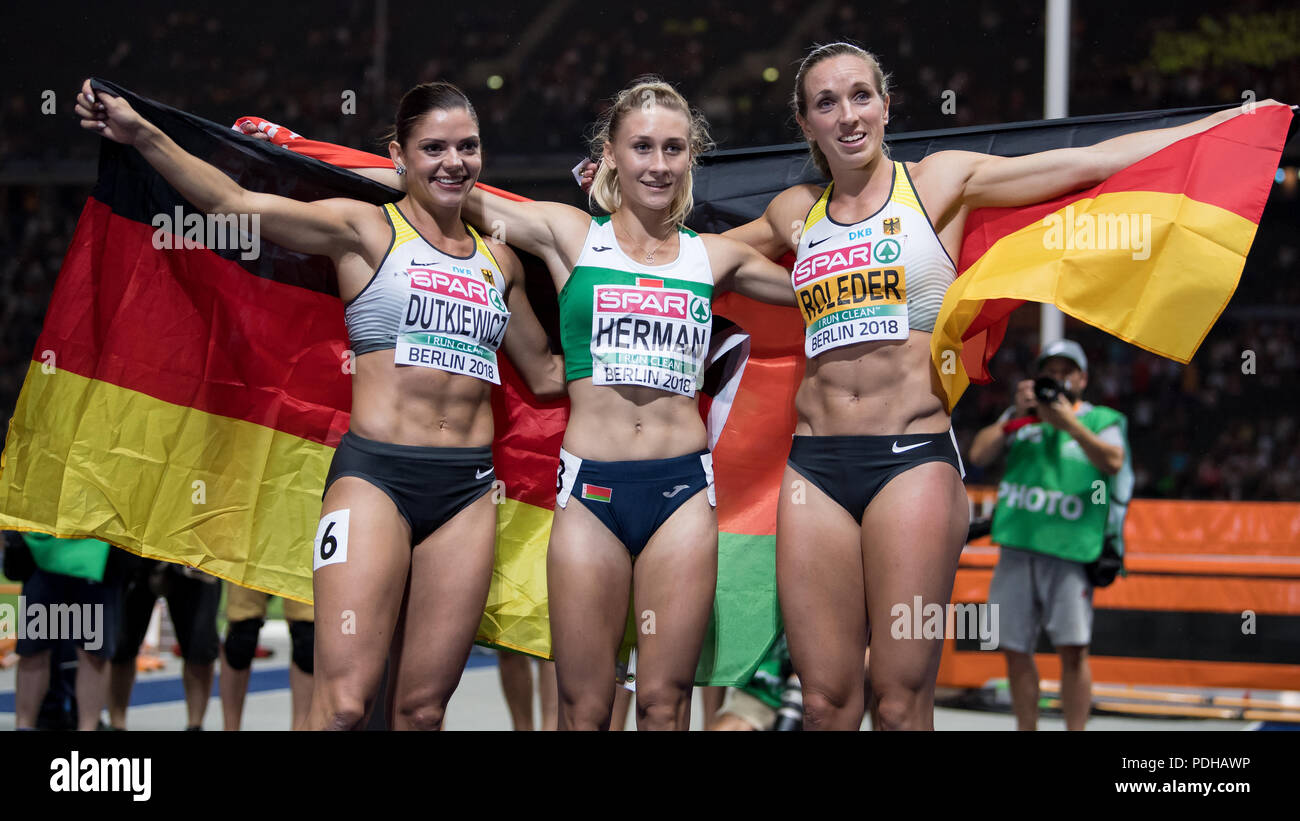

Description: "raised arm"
77 80 369 261
721 182 821 259
463 187 590 274
354 166 405 189
706 234 796 307
235 116 591 274
915 103 1281 214
1036 397 1125 475
492 241 566 401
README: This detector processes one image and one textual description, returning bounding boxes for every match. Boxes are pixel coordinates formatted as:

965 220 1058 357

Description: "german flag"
691 103 1295 411
0 81 562 660
0 80 383 602
932 103 1294 410
484 354 566 658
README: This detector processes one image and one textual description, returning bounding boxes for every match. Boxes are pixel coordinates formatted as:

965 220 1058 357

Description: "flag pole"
1040 0 1070 348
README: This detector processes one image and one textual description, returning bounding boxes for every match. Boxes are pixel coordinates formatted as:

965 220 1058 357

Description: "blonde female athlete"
76 79 565 730
464 78 793 730
724 43 1267 730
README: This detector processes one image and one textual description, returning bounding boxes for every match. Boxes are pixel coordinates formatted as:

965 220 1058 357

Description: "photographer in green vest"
969 339 1132 730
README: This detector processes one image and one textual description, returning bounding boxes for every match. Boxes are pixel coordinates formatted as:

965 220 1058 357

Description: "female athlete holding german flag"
75 78 566 730
724 42 1279 730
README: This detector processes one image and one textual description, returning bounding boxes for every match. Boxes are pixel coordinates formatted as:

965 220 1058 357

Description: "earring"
396 166 406 176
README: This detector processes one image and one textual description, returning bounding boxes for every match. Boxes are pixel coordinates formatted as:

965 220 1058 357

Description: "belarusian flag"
580 484 613 502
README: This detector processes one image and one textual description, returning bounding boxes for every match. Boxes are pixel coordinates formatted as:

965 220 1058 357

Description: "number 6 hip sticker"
313 509 349 571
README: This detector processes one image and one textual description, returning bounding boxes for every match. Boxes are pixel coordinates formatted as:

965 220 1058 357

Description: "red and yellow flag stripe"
932 105 1293 410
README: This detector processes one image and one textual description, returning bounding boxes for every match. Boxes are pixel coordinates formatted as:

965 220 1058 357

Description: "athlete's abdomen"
561 378 708 461
794 329 949 436
347 352 495 447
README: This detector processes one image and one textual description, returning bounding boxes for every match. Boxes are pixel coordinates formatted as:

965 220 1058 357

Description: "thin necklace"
615 219 672 263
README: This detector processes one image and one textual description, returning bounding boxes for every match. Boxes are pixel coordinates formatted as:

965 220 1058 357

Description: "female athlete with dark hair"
76 77 565 730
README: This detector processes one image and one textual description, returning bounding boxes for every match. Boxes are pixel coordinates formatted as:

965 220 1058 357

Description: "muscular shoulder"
324 198 391 254
529 200 595 240
770 183 823 224
317 196 386 224
699 231 752 269
908 152 984 227
910 150 984 181
761 183 823 248
484 235 524 287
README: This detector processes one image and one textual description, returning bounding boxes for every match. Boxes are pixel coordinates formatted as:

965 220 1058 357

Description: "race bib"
395 265 510 383
312 508 349 572
792 239 909 358
590 280 711 397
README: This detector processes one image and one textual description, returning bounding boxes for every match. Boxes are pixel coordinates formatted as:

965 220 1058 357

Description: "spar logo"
792 241 872 286
408 268 491 306
486 286 507 312
873 239 900 264
690 297 711 323
596 286 689 319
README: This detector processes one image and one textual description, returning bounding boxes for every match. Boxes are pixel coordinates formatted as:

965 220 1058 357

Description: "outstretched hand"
74 78 148 145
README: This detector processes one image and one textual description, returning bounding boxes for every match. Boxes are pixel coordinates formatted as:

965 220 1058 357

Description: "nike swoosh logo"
410 258 440 267
807 237 833 248
591 246 612 252
662 484 690 498
475 467 494 479
891 441 931 453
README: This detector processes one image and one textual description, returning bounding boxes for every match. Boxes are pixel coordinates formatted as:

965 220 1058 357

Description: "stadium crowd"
5 1 1296 162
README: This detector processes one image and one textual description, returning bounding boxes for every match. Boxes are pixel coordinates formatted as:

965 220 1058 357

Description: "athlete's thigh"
632 492 717 690
391 491 497 704
547 498 633 699
860 462 968 691
777 465 867 694
311 477 411 690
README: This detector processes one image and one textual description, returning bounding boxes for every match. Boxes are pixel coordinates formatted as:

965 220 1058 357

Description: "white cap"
1036 339 1088 374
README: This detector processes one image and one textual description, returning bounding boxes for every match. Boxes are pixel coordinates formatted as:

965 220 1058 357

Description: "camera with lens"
1033 375 1066 404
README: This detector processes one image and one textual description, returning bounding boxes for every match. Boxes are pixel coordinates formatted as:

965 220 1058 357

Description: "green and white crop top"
558 216 714 398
